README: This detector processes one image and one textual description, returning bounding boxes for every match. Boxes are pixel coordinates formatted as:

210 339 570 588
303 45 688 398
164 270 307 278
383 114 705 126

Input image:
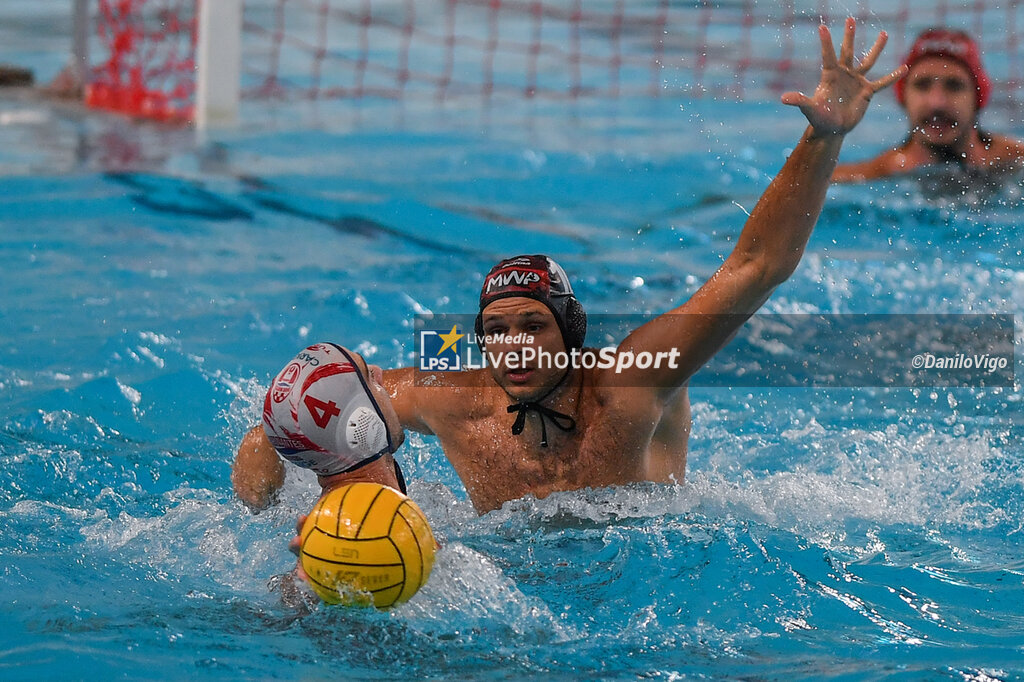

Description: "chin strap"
506 371 577 447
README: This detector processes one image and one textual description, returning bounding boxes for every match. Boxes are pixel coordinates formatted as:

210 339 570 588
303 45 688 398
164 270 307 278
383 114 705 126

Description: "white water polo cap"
262 343 392 476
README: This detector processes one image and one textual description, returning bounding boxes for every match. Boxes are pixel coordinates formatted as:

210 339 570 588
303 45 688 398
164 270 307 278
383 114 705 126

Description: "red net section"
243 0 673 100
86 0 196 122
240 0 1024 107
85 0 1024 121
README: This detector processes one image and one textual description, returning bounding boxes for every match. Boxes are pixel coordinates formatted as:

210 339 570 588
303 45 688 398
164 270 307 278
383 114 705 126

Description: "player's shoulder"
384 366 496 422
832 148 907 182
384 365 492 389
985 133 1024 159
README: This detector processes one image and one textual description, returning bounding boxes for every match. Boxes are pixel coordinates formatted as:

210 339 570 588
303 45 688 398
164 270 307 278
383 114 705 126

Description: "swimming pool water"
2 3 1024 680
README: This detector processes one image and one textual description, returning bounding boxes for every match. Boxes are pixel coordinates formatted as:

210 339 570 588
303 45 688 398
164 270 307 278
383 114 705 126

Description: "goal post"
195 0 243 128
72 0 91 92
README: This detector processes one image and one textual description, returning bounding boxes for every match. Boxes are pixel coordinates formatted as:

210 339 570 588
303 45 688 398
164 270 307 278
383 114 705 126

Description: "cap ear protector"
558 296 588 350
475 255 587 351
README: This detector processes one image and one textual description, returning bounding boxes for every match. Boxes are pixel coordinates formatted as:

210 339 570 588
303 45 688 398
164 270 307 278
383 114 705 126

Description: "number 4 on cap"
304 394 341 428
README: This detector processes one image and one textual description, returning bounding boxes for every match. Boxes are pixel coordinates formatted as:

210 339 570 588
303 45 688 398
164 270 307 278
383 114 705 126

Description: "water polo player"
232 343 406 510
235 18 905 513
832 28 1024 182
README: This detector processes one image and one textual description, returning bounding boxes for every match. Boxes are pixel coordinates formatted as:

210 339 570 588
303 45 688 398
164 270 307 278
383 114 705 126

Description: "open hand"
782 18 907 137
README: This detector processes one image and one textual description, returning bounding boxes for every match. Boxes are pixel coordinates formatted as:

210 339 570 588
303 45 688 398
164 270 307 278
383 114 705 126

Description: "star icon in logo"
435 325 464 356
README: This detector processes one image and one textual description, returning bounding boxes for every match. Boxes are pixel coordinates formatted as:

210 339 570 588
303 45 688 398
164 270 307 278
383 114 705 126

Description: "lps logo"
419 325 464 371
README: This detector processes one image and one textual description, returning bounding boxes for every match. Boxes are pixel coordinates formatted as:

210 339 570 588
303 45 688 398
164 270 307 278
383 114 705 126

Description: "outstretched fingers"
785 17 900 134
871 64 909 92
838 17 856 67
780 90 810 108
857 31 888 74
818 24 838 70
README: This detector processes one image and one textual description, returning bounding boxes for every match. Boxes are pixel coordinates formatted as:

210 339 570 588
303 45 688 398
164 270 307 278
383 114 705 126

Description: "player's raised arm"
612 18 906 396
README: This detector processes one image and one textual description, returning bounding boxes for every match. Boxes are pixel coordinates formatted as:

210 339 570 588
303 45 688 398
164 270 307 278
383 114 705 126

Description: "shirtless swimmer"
234 18 906 515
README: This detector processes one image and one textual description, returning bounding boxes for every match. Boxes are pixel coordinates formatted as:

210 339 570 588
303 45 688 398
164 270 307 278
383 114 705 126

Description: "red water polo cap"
894 28 991 110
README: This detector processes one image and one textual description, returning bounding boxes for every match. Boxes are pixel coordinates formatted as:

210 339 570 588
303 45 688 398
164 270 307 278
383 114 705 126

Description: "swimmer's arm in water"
611 19 906 397
232 426 286 511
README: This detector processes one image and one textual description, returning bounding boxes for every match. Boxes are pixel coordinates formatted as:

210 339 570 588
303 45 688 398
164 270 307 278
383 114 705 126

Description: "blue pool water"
2 3 1024 681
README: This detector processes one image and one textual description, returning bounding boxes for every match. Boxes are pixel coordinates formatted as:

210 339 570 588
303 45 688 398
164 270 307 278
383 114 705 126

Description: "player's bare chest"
440 408 646 505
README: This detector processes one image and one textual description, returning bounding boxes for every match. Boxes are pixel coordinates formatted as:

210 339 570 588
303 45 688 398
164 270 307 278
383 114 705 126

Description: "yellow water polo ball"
299 482 436 608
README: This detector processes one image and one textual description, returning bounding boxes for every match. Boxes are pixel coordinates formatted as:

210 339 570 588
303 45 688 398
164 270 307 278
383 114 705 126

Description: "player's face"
351 352 405 451
903 57 977 150
480 297 569 402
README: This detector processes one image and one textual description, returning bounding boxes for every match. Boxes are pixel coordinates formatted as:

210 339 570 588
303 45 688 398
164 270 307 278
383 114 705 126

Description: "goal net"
82 0 1024 123
86 0 197 122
